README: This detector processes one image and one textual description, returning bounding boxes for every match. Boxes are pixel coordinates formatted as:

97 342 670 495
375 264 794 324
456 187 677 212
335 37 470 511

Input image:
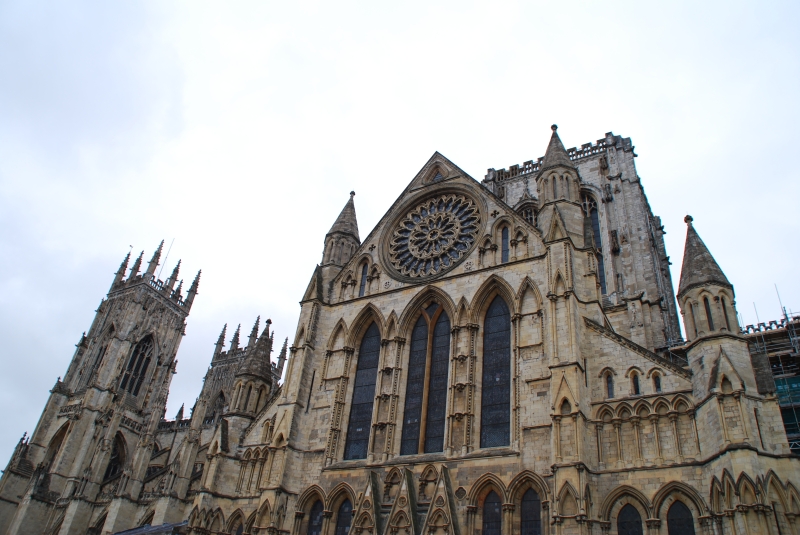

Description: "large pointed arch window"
667 501 695 535
306 500 324 535
483 491 502 535
120 335 154 396
400 303 451 455
334 499 352 535
343 322 380 460
481 296 511 448
617 504 643 535
581 193 607 295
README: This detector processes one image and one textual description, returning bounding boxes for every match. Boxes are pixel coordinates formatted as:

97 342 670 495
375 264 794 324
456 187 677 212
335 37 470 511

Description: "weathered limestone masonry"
2 126 799 535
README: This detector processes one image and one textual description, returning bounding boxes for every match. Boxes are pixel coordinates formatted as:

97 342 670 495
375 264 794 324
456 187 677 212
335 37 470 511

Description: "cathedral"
2 125 800 535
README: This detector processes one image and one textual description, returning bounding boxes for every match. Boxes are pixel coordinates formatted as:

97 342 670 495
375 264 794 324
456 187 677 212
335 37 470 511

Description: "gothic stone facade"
2 126 799 535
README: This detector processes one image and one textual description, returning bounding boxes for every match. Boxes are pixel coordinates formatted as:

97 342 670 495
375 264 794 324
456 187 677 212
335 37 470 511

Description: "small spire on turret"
214 324 227 359
230 324 241 352
166 260 181 290
172 280 183 301
277 337 288 375
247 316 261 349
129 251 144 279
540 124 576 171
111 251 131 289
175 403 184 421
146 240 165 277
677 215 731 298
185 270 201 309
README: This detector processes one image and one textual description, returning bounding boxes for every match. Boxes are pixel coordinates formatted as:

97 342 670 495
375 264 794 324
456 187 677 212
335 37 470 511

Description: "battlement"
484 132 633 183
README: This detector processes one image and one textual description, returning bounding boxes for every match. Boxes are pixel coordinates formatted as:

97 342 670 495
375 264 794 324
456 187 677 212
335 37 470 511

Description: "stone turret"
322 191 360 267
232 319 274 415
677 215 738 341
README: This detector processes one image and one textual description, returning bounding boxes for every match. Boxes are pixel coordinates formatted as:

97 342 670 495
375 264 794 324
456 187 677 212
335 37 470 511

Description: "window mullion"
418 316 434 454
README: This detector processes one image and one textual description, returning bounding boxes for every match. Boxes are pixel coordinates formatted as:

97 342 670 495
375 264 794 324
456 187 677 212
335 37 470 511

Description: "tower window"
606 374 614 399
721 297 732 331
358 263 368 297
343 322 380 460
400 304 451 455
654 374 662 393
704 296 715 331
501 227 509 263
581 194 607 294
119 335 154 396
481 296 511 448
632 373 640 395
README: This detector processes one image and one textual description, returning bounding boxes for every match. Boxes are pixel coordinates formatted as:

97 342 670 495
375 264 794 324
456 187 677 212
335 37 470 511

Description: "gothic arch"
385 311 398 339
516 277 543 315
226 509 245 533
44 423 70 464
467 472 508 506
737 473 758 505
456 296 470 325
598 367 617 378
138 510 155 527
469 274 516 324
557 481 580 516
296 485 325 513
508 470 549 503
652 481 708 519
624 366 644 378
552 271 567 296
646 367 664 379
490 215 515 241
346 303 385 348
600 485 652 521
188 507 200 527
397 285 458 339
764 470 789 509
596 405 614 422
294 325 306 347
326 320 348 351
244 512 257 533
672 394 693 412
326 481 356 512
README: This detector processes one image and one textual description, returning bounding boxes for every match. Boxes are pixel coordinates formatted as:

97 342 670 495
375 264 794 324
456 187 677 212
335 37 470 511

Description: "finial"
684 215 694 225
551 124 558 132
266 318 272 325
350 191 355 198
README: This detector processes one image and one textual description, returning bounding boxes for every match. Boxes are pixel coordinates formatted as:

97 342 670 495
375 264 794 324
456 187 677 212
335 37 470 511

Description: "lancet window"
704 297 715 331
343 322 380 460
119 335 154 396
306 500 324 535
632 373 640 395
606 374 614 399
481 296 511 448
400 303 450 455
721 297 732 331
581 193 607 294
617 504 643 535
334 499 352 535
667 501 695 535
501 227 509 263
653 374 662 393
358 263 368 297
482 491 502 535
103 433 126 482
520 488 542 535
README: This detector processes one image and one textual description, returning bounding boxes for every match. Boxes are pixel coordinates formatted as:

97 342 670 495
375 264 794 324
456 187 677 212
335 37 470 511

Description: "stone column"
502 503 515 535
650 415 663 464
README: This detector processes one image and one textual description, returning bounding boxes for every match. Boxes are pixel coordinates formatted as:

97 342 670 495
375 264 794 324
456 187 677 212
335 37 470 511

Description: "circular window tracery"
388 193 480 278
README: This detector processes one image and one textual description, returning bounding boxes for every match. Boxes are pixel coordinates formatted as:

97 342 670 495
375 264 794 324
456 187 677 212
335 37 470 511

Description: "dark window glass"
307 500 324 535
581 194 607 294
617 504 643 535
120 336 154 396
721 297 732 331
234 525 243 535
343 323 380 460
667 501 696 535
632 374 640 395
400 316 428 455
358 264 368 297
424 312 450 453
654 375 662 393
704 297 715 331
103 434 125 481
606 374 614 398
482 491 502 535
481 296 511 448
520 488 542 535
501 227 509 263
334 499 352 535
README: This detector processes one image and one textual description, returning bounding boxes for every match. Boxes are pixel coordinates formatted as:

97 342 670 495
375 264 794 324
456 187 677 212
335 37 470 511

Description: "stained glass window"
400 305 450 455
501 227 509 263
343 323 380 460
483 491 502 535
120 335 154 396
334 499 352 535
358 263 368 297
667 501 695 535
307 500 324 535
400 316 427 455
425 311 450 453
520 488 542 535
617 504 643 535
481 296 511 448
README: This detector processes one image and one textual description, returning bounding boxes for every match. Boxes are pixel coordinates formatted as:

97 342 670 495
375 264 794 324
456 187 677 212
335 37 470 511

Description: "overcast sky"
1 1 798 463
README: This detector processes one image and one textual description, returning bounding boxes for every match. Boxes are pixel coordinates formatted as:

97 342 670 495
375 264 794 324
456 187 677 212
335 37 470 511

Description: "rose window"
389 194 480 278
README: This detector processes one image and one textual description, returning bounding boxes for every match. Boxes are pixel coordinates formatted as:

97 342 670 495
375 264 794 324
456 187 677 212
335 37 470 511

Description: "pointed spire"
277 337 288 375
172 280 183 301
175 403 184 421
326 191 360 242
214 324 227 359
129 251 144 279
677 215 732 298
236 319 274 384
166 260 181 290
540 124 575 171
111 251 131 289
185 270 201 309
230 324 241 352
247 316 261 349
146 240 164 277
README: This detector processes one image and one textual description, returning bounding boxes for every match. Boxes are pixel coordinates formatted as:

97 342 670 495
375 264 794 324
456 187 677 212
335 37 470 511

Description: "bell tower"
0 242 200 535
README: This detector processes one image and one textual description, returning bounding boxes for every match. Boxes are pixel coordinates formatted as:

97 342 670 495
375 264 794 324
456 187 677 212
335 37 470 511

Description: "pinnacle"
540 124 575 171
677 217 732 298
327 192 360 241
